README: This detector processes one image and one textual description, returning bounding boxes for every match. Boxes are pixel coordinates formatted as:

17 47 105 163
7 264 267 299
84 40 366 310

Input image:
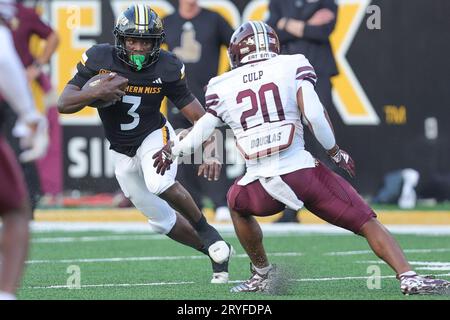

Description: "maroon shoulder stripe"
296 72 317 80
205 93 219 101
206 108 225 123
296 66 315 75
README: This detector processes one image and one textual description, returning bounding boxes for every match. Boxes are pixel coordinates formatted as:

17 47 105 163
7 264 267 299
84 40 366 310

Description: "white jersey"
205 54 317 185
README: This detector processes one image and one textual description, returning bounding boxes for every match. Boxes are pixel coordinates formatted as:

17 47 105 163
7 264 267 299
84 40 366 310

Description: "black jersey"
68 44 195 157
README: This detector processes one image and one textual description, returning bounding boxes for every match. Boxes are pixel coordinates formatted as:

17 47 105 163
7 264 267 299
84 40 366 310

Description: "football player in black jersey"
57 4 232 284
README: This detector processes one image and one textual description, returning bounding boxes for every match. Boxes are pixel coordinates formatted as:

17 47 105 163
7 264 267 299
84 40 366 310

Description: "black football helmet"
228 21 280 69
113 4 165 70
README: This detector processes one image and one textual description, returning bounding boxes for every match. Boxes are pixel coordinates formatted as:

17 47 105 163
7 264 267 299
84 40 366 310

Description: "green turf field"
19 230 450 300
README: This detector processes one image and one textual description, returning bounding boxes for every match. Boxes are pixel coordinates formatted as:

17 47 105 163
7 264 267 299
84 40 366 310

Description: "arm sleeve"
172 112 221 157
266 0 298 43
0 27 40 122
300 81 335 150
303 0 338 43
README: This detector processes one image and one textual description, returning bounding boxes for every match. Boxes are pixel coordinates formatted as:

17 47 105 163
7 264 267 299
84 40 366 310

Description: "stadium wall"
30 0 450 196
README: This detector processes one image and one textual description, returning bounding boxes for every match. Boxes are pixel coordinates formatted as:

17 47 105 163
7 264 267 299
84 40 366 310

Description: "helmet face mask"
113 4 165 71
228 21 280 69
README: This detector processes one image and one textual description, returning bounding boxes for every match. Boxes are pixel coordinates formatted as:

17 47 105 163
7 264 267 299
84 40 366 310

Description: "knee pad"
147 209 176 234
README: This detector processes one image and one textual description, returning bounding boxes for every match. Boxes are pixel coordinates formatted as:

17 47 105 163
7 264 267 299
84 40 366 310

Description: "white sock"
0 291 16 300
254 264 272 275
399 271 417 278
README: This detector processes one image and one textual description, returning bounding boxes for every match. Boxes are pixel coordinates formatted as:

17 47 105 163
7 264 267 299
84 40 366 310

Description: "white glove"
13 114 49 163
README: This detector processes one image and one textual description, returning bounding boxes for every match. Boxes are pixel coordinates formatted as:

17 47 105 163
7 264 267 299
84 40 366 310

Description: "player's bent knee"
145 178 175 196
147 210 176 235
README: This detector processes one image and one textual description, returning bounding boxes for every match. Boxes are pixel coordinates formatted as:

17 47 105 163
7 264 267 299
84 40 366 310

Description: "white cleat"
211 272 229 284
208 240 231 264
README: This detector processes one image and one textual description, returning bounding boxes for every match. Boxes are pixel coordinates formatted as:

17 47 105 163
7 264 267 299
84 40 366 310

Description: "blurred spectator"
10 0 61 206
163 0 234 221
267 0 339 223
0 0 48 299
373 169 420 209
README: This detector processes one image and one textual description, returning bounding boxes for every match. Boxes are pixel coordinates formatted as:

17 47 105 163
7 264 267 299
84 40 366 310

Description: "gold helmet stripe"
134 4 139 29
144 5 149 30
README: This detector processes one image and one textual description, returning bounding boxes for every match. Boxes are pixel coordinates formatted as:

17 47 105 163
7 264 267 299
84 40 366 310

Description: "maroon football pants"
0 136 27 214
227 161 376 234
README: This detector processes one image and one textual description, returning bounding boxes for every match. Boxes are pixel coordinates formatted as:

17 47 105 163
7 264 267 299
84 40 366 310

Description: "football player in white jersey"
0 0 48 300
153 21 450 295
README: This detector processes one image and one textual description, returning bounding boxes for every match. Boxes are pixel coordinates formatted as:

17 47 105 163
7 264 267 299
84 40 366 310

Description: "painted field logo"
367 265 381 289
67 265 81 289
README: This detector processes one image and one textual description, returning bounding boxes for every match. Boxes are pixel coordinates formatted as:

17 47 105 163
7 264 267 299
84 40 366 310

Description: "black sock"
193 215 223 248
197 245 209 256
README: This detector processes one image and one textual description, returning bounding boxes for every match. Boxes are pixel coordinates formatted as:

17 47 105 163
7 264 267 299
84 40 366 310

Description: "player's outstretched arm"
297 81 355 177
172 113 221 158
179 98 206 124
178 98 223 180
153 113 221 176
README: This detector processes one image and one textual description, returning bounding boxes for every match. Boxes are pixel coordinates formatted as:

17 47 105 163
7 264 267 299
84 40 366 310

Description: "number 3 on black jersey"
120 95 142 131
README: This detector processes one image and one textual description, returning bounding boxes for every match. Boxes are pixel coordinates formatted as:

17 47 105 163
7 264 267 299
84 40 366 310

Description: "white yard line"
26 273 450 290
32 234 166 243
30 222 450 235
26 281 195 290
26 252 303 264
357 260 450 271
325 248 450 256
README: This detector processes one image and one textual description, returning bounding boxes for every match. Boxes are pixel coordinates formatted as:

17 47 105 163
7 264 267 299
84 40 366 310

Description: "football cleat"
210 242 234 284
230 264 276 293
399 274 450 295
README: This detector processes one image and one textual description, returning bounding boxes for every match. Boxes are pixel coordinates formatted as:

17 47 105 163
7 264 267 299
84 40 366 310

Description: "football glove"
152 141 174 175
329 146 355 178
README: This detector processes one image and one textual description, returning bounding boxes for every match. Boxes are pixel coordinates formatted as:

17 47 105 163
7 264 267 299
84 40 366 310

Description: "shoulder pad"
157 50 186 82
81 44 114 72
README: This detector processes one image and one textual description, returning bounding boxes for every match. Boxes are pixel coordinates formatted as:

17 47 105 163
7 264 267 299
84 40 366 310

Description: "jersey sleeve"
294 55 318 91
67 45 104 88
204 84 225 124
165 76 196 110
163 55 196 109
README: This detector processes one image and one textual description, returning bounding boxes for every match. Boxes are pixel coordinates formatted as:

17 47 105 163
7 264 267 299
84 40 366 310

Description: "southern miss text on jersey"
69 44 195 157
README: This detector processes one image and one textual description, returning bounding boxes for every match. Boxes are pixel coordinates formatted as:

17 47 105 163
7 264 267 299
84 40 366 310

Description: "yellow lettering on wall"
384 105 407 124
53 1 101 122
